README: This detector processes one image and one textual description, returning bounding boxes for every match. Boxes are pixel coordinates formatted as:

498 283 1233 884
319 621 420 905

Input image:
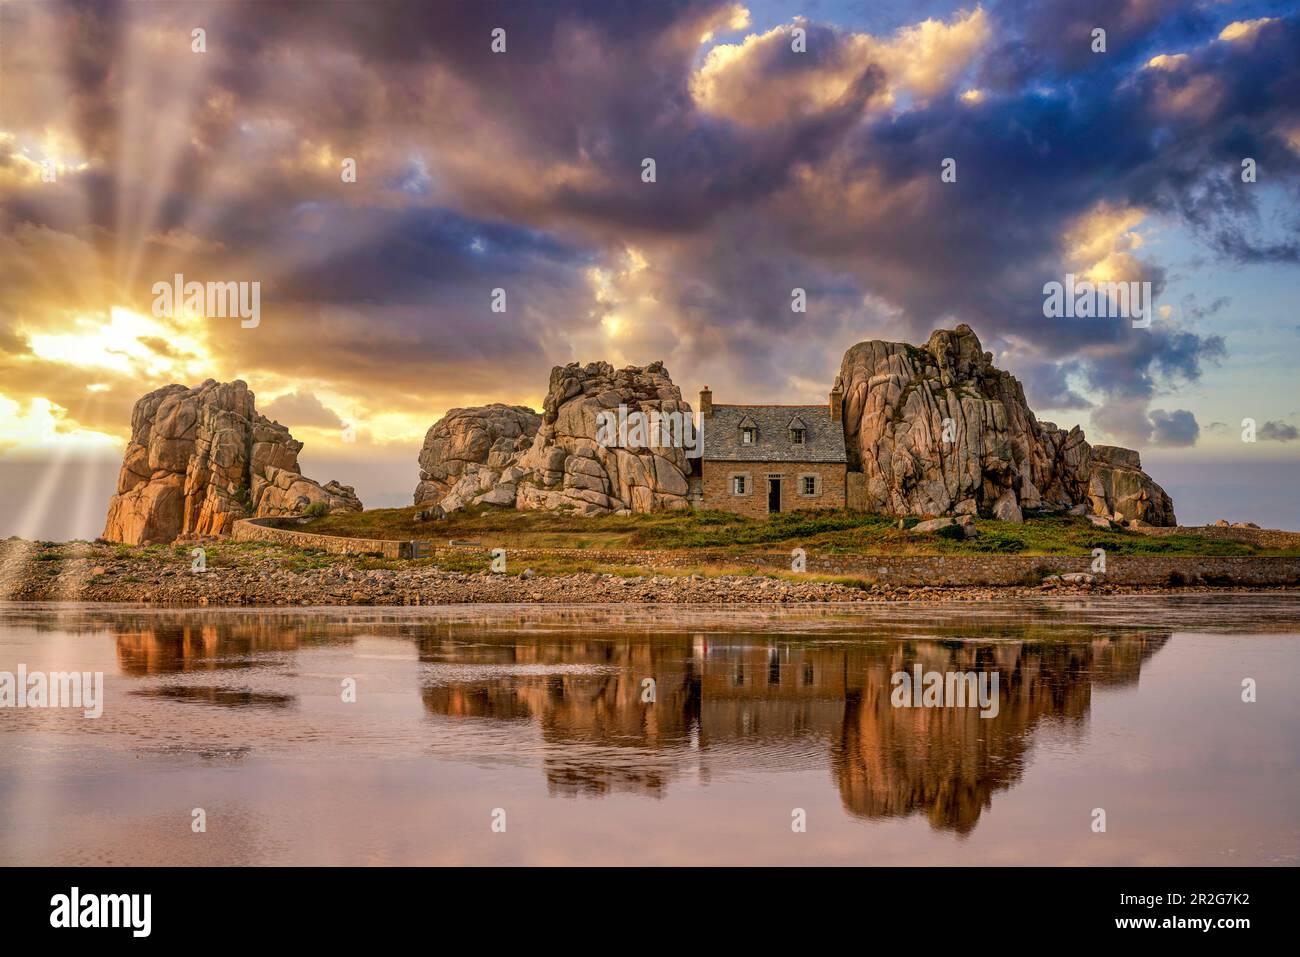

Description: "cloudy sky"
1 0 1298 536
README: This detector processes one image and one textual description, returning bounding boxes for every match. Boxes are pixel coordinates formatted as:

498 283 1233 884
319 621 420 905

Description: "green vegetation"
16 509 1295 590
293 504 1300 557
300 501 331 519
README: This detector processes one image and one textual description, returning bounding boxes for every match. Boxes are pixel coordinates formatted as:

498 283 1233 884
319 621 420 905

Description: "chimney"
699 386 713 419
829 378 843 423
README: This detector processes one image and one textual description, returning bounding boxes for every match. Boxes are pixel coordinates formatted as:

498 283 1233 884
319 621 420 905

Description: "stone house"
693 385 848 517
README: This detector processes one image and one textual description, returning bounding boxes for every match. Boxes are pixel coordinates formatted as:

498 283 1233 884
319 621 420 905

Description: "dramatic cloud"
0 0 1297 473
1148 408 1200 447
261 391 345 430
1259 420 1300 442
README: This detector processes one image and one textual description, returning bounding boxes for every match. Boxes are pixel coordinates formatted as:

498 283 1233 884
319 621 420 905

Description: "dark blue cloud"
1149 407 1200 447
3 0 1298 445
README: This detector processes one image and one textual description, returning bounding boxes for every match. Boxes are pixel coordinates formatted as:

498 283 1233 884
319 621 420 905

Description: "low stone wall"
232 517 411 559
774 553 1300 586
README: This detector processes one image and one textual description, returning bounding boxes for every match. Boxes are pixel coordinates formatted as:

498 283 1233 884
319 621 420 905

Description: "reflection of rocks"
833 643 1075 835
416 621 1169 822
63 606 1173 828
131 685 295 709
831 633 1168 832
113 617 307 676
419 636 700 796
53 608 352 676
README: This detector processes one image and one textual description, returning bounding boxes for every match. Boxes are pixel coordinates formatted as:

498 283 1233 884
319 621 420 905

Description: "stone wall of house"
701 461 846 517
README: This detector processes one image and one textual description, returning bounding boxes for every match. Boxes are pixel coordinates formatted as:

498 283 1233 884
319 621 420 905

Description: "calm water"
1 597 1298 866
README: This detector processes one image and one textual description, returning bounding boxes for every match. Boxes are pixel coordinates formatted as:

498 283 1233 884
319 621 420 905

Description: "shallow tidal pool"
1 596 1297 865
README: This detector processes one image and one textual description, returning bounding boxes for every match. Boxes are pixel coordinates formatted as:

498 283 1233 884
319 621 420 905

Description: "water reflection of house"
415 629 1169 828
697 644 846 748
418 636 701 797
90 609 1171 831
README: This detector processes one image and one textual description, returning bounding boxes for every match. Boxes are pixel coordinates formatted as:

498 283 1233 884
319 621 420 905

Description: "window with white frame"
741 427 755 444
791 427 806 445
801 474 818 496
732 475 747 494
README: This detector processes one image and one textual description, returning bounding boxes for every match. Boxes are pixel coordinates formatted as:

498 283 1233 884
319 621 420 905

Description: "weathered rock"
910 517 956 534
992 489 1024 524
103 380 362 544
514 360 694 516
1087 446 1176 527
839 325 1091 519
421 361 695 516
909 515 977 536
413 404 540 506
1044 572 1095 585
837 324 1176 525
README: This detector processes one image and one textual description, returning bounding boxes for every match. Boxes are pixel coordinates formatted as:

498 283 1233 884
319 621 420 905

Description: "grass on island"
291 504 1298 558
14 505 1291 589
23 505 1287 589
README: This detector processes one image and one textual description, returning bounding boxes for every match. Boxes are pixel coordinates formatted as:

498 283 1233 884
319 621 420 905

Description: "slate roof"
702 405 847 463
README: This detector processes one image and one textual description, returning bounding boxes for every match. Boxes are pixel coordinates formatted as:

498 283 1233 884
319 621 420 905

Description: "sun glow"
0 396 118 451
27 306 209 379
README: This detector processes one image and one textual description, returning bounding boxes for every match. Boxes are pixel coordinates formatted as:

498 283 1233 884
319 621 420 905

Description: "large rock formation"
516 360 694 514
415 361 694 516
1088 445 1176 526
838 324 1175 525
413 405 541 507
103 380 362 544
412 325 1174 525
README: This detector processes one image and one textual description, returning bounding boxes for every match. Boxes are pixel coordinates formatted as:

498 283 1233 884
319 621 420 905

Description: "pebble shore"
2 540 1290 606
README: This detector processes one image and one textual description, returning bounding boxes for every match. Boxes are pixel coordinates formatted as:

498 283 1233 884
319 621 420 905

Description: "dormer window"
787 415 808 446
741 427 756 444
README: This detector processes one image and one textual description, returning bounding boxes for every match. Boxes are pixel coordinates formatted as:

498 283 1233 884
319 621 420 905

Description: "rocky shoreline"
2 539 1294 606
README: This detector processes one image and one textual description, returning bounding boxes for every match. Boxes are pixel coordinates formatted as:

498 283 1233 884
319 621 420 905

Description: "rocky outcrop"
838 324 1175 525
410 325 1174 525
103 380 362 544
413 405 540 507
415 361 694 516
1088 445 1176 526
516 360 694 515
